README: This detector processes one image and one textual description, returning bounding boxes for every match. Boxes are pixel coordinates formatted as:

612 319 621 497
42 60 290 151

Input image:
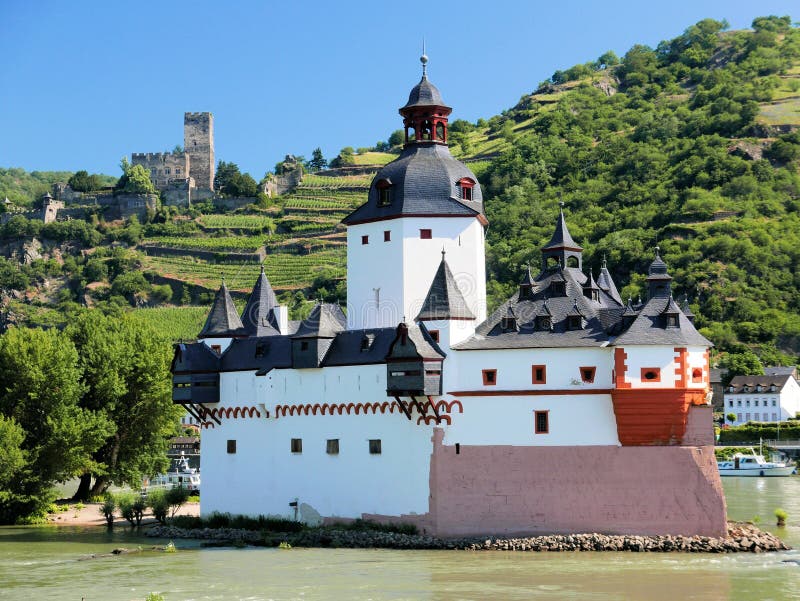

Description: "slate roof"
403 75 446 109
597 262 623 305
416 253 476 320
454 267 614 350
726 374 793 393
543 208 582 251
613 295 711 346
241 266 280 337
764 366 798 378
322 328 397 367
198 281 245 338
387 322 447 360
292 303 347 339
342 144 484 225
171 342 220 373
221 336 293 374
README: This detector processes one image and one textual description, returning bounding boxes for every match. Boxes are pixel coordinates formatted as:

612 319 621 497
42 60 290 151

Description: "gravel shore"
146 521 788 553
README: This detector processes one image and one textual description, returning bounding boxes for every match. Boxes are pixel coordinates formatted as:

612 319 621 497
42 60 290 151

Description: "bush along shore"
146 520 788 553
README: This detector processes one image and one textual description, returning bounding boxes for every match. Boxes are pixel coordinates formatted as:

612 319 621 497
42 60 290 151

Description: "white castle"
172 58 726 537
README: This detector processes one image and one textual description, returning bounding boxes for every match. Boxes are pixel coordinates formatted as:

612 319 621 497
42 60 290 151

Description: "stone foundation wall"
425 430 726 538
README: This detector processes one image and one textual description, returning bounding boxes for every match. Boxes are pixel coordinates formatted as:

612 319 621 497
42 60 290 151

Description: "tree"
726 413 736 424
330 147 355 168
0 328 111 522
596 50 619 69
67 311 182 499
388 130 405 147
115 160 156 195
0 416 25 492
719 351 764 386
306 148 328 172
214 162 258 197
68 170 101 193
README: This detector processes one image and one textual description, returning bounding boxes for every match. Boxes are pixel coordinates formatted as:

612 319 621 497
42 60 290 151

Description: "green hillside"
2 15 800 362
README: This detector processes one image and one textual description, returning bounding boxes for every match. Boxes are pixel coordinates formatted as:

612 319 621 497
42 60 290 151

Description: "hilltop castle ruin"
132 112 215 204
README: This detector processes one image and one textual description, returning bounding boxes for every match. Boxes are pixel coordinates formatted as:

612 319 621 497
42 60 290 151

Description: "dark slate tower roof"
403 75 446 108
614 295 711 346
597 256 623 305
342 144 484 225
292 303 347 339
241 266 280 337
416 251 476 321
543 206 582 251
198 280 245 339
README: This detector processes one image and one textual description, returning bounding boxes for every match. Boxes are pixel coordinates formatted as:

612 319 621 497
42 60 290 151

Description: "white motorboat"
142 453 200 494
717 449 795 477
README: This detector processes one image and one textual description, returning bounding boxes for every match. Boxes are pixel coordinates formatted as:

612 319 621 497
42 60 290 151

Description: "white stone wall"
724 377 800 425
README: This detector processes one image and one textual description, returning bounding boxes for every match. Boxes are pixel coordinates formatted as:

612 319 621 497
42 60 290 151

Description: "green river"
1 478 800 601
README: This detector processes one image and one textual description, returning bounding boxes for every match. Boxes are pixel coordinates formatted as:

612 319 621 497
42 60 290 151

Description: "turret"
646 246 673 299
198 279 245 353
541 203 582 271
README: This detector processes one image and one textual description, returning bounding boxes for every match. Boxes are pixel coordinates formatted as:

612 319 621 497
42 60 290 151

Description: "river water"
2 478 800 601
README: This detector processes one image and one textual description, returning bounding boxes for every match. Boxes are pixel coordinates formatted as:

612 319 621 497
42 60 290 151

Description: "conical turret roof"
597 256 623 305
416 252 475 320
199 279 245 339
241 266 279 337
543 206 582 251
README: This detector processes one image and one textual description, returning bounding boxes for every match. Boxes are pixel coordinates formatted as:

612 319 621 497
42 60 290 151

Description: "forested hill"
460 16 800 366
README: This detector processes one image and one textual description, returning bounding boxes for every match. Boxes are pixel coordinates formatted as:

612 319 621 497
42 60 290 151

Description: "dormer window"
665 314 678 328
376 179 392 206
360 334 375 352
458 178 475 201
550 281 566 296
567 316 583 330
537 316 552 331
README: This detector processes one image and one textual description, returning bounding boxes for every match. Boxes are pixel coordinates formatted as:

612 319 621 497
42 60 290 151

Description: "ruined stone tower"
184 112 215 191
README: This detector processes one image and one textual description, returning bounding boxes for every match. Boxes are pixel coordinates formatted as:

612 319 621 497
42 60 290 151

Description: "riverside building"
171 56 726 537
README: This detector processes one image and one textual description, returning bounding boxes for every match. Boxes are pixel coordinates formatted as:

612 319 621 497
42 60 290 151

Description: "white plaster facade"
723 376 800 425
346 217 486 330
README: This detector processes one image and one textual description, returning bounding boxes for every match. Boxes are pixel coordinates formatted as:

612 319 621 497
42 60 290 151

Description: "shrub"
100 494 116 528
117 493 138 527
147 490 169 524
165 486 190 519
775 508 788 526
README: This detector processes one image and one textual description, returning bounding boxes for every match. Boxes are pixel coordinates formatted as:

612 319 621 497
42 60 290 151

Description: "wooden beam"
394 395 413 421
426 395 441 423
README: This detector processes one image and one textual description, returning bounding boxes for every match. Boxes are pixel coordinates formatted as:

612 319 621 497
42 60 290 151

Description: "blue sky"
0 0 796 178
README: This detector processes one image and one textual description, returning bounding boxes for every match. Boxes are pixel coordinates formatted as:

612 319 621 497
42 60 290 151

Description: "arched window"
546 256 560 270
435 122 445 141
566 256 579 268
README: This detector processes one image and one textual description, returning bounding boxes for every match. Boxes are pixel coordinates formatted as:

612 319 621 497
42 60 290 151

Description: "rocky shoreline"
146 521 789 553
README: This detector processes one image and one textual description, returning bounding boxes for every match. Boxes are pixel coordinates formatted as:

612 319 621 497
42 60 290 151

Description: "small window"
755 400 759 407
482 369 497 385
291 438 303 453
227 440 237 454
384 230 391 242
420 229 432 239
326 439 339 455
772 400 777 407
532 365 546 384
746 400 750 407
175 168 181 175
772 412 777 421
165 168 171 174
369 439 382 454
534 411 549 434
754 413 760 421
537 316 552 331
300 341 309 351
580 366 596 383
211 344 221 354
462 186 472 201
737 400 741 407
737 413 742 422
550 281 566 296
745 413 751 422
641 368 661 382
567 316 583 330
255 343 266 358
692 368 703 383
376 179 392 206
429 329 440 343
362 235 369 245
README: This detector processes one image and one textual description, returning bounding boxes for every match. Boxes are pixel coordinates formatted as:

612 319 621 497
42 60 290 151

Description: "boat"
142 453 200 494
717 449 795 477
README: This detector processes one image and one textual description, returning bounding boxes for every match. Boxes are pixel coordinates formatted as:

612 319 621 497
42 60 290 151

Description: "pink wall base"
427 429 726 538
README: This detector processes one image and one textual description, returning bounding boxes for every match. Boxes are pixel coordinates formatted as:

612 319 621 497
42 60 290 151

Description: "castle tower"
184 112 215 190
342 54 487 330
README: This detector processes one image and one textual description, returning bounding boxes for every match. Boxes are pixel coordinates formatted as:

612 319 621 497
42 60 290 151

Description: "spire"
416 253 475 320
199 279 244 339
519 263 536 299
646 245 673 299
597 255 623 305
421 40 428 78
541 203 583 271
583 269 600 302
681 295 695 323
241 265 279 337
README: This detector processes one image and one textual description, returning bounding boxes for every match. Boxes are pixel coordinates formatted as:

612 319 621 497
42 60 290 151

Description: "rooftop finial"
441 246 446 260
654 245 661 258
601 253 607 269
421 39 428 78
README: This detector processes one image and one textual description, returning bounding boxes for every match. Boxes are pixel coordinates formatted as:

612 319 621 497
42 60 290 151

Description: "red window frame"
420 229 432 239
534 410 549 434
692 368 703 383
458 177 475 201
641 367 661 382
482 369 497 386
580 366 596 383
532 365 547 384
383 230 391 242
361 235 369 245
